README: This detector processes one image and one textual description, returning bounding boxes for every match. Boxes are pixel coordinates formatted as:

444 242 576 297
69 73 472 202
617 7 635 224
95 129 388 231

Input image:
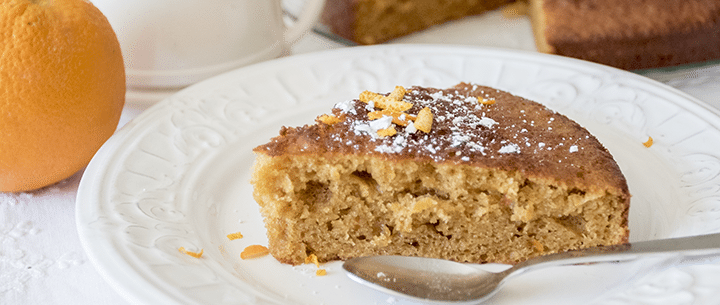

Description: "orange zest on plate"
178 247 204 258
226 232 244 240
643 136 654 148
241 245 269 260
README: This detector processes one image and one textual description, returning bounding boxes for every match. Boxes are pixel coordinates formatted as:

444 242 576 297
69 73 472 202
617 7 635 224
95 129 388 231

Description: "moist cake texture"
251 83 630 265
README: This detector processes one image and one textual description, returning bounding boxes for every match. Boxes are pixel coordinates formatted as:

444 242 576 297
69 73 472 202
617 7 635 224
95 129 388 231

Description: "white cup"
91 0 325 89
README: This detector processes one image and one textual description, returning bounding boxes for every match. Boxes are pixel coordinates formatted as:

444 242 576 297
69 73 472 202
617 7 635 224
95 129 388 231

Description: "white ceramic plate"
77 45 720 305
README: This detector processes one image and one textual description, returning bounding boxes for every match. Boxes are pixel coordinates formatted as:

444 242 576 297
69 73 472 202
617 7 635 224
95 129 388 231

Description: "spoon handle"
508 232 720 277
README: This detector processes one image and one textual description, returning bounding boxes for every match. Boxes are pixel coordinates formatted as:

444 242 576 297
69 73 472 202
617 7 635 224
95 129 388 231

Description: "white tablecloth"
2 25 720 305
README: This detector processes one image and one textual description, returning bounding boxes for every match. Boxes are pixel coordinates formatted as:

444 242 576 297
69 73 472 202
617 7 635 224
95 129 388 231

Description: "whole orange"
0 0 125 192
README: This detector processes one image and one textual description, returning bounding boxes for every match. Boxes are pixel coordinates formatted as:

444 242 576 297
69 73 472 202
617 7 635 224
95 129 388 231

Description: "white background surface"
3 6 720 305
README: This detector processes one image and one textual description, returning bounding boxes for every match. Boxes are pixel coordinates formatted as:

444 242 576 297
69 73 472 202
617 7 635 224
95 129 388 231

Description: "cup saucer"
125 87 181 106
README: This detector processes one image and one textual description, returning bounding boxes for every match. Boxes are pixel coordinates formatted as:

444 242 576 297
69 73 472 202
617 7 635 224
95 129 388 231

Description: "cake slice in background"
320 0 720 70
321 0 514 45
530 0 720 70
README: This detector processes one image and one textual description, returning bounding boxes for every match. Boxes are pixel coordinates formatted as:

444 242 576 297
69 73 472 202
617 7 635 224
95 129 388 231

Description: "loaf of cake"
251 83 630 265
321 0 720 70
531 0 720 70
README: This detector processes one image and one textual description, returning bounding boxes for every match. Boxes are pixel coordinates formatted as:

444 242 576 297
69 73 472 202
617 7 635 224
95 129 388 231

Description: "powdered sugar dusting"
352 115 393 139
325 84 595 164
478 117 498 129
263 84 597 172
335 86 527 161
499 143 521 154
334 100 356 115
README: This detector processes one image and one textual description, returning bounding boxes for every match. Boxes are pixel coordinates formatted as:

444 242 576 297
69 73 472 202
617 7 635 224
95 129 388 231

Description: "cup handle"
284 0 326 45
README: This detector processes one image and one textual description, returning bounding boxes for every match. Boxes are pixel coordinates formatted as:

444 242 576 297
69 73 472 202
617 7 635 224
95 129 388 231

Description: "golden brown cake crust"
542 0 720 41
255 83 629 199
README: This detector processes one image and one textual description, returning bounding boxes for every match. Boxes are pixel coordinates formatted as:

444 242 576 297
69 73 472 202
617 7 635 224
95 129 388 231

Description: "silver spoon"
342 232 720 304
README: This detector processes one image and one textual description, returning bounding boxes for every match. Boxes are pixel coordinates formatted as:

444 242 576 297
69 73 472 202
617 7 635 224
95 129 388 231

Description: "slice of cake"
321 0 514 45
251 83 630 265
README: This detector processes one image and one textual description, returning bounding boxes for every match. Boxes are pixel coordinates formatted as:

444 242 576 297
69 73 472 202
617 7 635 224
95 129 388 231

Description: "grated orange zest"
179 247 204 258
241 245 269 260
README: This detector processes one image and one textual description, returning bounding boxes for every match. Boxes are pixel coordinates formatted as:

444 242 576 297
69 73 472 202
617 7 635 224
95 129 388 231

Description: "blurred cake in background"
321 0 514 45
321 0 720 70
